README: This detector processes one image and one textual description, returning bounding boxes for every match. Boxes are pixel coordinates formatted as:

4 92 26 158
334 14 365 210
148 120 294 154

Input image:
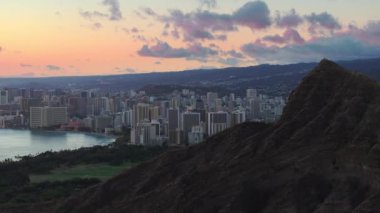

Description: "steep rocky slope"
56 59 380 213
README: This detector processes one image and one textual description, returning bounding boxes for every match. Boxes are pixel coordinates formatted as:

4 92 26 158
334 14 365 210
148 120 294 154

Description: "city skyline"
1 0 380 77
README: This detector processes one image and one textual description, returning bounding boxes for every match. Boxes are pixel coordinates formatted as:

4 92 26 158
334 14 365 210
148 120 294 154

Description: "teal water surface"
0 129 114 160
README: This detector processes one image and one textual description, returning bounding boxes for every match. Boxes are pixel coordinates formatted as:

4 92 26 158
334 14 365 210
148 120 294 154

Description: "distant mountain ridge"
48 59 380 212
1 58 380 96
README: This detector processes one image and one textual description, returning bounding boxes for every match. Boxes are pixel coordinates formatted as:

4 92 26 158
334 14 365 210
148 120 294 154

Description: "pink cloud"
305 12 341 34
263 28 305 45
348 21 380 45
275 9 303 28
160 1 271 41
138 41 218 61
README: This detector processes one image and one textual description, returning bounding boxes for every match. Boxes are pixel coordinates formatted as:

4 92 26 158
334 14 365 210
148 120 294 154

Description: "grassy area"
30 162 134 183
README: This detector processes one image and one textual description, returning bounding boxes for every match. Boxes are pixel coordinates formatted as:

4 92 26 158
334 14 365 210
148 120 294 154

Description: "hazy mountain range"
1 58 380 97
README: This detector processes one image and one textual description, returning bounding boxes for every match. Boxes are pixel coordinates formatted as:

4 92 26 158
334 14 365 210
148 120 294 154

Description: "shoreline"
0 129 117 161
1 127 117 140
32 129 117 139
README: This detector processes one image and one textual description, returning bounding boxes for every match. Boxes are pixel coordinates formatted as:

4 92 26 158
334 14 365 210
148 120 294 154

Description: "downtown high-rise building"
131 120 161 145
133 103 150 127
30 107 68 128
149 106 160 120
168 108 180 144
246 89 258 100
93 97 110 115
122 109 133 127
160 101 170 118
182 112 201 144
188 125 205 145
0 90 8 105
206 92 218 110
68 97 87 118
94 115 113 132
207 111 229 136
248 98 260 120
231 110 246 126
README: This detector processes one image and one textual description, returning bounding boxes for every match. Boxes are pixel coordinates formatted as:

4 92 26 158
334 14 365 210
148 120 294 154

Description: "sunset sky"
0 0 379 77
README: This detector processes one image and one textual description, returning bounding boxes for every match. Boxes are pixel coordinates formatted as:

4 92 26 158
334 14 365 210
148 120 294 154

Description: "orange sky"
0 0 379 77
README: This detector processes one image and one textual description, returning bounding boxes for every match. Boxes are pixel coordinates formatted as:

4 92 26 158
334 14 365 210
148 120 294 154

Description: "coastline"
0 127 117 140
8 127 119 140
31 129 117 140
0 129 116 161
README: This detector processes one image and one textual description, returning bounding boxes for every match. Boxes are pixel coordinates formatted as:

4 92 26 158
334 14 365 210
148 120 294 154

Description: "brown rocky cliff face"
56 59 380 213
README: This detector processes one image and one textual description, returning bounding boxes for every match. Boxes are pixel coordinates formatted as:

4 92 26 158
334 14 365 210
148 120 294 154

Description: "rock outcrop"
57 59 380 213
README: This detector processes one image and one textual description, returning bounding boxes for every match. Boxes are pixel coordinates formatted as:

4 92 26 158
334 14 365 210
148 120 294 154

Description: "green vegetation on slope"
30 162 134 183
0 144 167 183
0 178 100 205
0 143 171 207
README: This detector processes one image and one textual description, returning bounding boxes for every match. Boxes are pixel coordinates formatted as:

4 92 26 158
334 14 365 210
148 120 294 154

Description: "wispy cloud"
275 9 303 28
141 7 157 17
115 67 136 73
199 0 217 9
218 57 240 66
19 72 35 77
20 63 33 68
138 41 218 61
92 22 103 30
46 65 62 71
102 0 122 21
79 10 108 20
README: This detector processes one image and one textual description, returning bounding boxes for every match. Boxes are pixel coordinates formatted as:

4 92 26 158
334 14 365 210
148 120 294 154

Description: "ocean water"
0 129 114 160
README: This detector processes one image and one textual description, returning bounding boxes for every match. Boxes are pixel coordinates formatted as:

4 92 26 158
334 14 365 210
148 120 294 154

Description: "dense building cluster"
0 87 286 145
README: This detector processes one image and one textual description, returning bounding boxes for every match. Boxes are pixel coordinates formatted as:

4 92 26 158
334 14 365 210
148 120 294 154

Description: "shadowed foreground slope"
57 59 380 213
